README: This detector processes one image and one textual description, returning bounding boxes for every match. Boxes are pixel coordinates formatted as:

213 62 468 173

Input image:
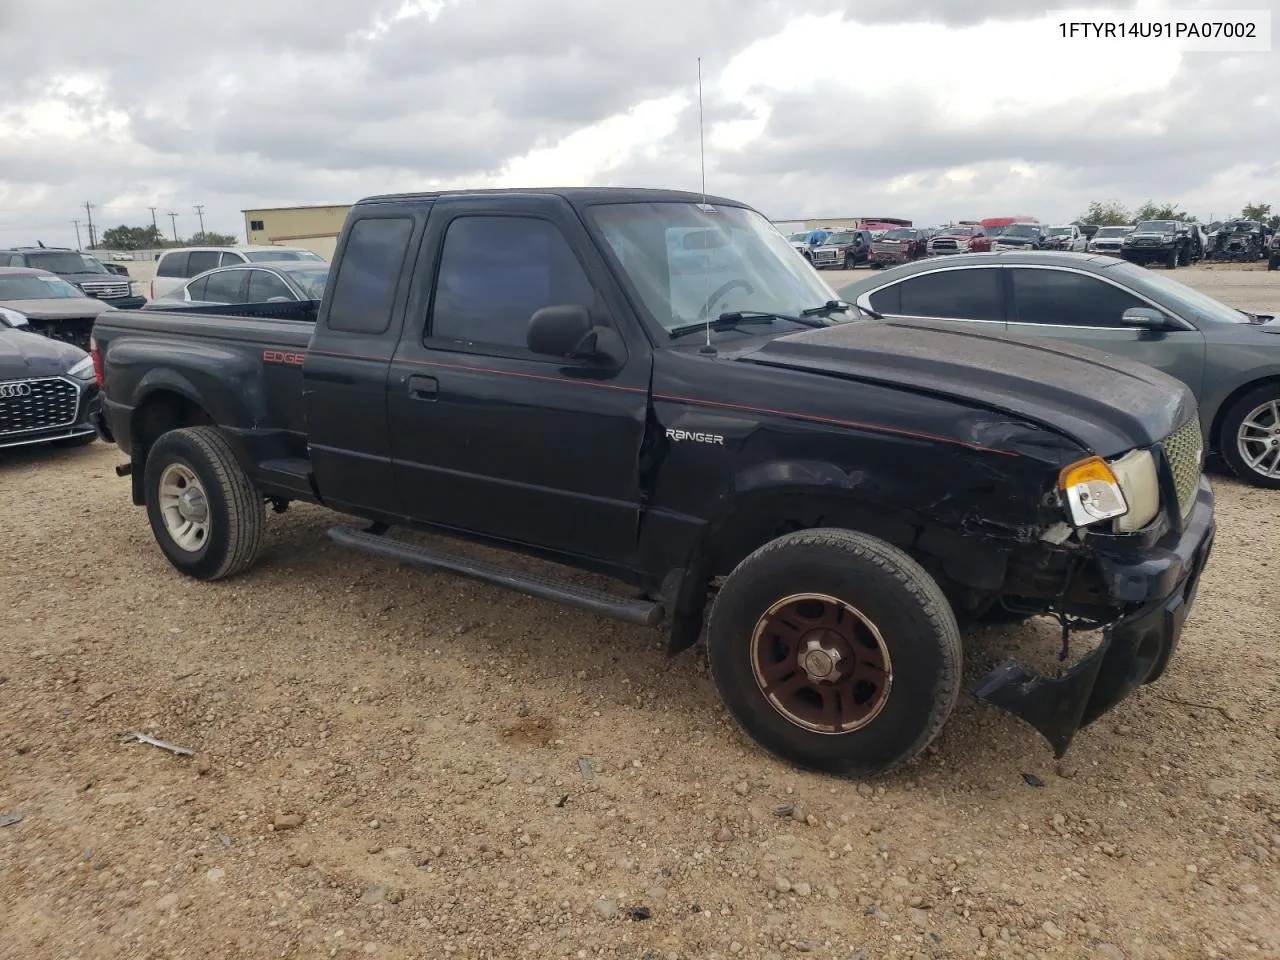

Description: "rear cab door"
385 193 654 565
302 200 427 521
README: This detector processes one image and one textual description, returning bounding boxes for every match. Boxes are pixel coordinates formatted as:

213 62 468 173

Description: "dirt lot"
2 263 1278 960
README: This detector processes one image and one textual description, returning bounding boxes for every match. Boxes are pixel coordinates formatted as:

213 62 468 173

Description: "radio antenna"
697 57 716 356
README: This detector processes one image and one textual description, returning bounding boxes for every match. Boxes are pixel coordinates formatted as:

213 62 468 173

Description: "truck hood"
0 324 87 379
0 298 114 320
737 318 1194 456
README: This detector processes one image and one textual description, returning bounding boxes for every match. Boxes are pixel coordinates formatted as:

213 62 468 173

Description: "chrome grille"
0 377 81 436
80 280 132 299
811 249 839 264
1161 417 1203 518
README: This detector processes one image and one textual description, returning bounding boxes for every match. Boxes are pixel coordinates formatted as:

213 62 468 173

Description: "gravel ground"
2 263 1278 960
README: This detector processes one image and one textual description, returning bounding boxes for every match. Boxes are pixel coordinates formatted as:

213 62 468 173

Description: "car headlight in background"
67 356 96 380
1058 450 1160 531
0 306 29 328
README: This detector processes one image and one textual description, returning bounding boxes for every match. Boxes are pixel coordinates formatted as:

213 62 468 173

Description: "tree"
1076 200 1131 226
1133 201 1191 222
1241 202 1272 223
190 230 238 246
97 224 166 250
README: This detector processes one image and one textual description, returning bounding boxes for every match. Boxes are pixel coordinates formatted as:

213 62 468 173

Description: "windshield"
587 202 846 333
1095 226 1129 237
824 232 858 244
23 252 106 274
279 265 329 299
1111 261 1253 324
1004 224 1040 237
0 274 87 299
244 249 325 262
984 225 1007 236
1047 227 1072 236
1135 221 1178 233
881 229 915 240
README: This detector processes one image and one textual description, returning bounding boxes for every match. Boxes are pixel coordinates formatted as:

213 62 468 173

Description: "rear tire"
1219 385 1280 489
144 426 266 579
707 528 962 777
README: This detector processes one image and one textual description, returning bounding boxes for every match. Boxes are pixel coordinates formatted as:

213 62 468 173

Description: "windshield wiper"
800 299 881 321
668 310 823 340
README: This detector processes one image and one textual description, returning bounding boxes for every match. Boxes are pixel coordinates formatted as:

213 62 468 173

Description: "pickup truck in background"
91 187 1215 776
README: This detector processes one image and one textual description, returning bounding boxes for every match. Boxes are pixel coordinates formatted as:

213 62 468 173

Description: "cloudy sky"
0 0 1275 248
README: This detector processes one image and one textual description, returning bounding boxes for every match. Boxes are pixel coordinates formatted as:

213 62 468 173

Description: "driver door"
386 197 653 564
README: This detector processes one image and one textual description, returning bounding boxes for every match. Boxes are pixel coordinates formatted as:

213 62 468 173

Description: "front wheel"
1220 386 1280 488
707 529 962 777
144 426 266 579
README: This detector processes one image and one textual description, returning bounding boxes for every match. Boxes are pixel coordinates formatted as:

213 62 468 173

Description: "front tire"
707 529 962 777
144 426 266 579
1220 386 1280 489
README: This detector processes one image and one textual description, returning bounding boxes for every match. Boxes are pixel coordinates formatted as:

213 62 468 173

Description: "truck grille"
0 377 81 437
931 239 959 251
80 280 132 299
1161 417 1203 518
811 249 839 264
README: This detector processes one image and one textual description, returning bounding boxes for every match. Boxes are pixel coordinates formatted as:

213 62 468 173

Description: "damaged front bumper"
973 479 1215 757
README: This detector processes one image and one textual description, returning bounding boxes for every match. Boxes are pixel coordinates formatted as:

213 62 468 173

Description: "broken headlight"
1058 449 1160 532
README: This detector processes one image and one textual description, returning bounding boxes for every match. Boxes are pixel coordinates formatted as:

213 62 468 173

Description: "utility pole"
72 220 83 250
167 211 179 243
148 206 159 233
193 203 206 237
83 201 97 248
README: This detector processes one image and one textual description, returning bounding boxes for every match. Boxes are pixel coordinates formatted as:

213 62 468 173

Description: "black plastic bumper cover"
973 481 1215 757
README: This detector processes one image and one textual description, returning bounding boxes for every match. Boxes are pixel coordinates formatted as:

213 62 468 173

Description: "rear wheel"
707 529 962 777
1220 385 1280 489
144 426 266 579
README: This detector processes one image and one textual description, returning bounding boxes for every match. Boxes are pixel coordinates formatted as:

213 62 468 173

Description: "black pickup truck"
91 188 1215 776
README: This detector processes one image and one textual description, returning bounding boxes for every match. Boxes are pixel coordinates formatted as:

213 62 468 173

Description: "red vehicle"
980 216 1038 241
868 227 929 267
927 225 991 255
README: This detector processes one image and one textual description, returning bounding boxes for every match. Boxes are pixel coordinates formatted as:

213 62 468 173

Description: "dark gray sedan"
838 251 1280 487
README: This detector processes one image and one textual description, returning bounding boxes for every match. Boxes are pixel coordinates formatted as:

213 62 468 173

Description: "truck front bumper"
973 479 1215 757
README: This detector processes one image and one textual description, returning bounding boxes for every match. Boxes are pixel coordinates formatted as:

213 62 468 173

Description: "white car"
150 245 325 300
1044 225 1087 252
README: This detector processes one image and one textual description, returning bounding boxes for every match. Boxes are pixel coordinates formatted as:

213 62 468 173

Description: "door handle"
407 375 438 400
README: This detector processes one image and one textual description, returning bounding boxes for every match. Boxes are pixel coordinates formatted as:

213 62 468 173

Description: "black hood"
997 235 1035 245
735 318 1195 456
0 324 87 379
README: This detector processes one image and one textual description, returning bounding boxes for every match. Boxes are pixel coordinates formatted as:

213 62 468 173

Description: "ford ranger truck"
90 188 1215 777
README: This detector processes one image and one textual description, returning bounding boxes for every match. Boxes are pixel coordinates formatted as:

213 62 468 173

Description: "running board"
327 525 665 628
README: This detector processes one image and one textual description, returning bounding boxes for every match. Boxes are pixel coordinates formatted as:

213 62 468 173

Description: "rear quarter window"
325 218 415 334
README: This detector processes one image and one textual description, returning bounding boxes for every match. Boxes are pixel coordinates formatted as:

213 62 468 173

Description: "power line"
193 203 206 237
167 211 179 242
72 219 83 250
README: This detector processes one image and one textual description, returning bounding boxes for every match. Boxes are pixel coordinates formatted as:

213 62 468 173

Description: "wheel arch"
665 474 1011 655
1209 374 1280 452
129 383 217 504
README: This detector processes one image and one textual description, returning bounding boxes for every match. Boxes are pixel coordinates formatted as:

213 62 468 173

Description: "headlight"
67 356 96 380
0 306 28 328
1059 457 1128 527
1058 451 1160 531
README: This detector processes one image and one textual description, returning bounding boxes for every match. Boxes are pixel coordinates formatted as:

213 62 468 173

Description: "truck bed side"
93 308 315 502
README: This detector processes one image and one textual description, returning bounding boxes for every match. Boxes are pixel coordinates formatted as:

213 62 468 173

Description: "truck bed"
92 305 317 500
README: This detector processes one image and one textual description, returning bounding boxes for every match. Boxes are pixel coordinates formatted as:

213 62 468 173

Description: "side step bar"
327 525 665 628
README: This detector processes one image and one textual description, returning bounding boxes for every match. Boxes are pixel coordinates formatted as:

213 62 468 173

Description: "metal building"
242 204 351 259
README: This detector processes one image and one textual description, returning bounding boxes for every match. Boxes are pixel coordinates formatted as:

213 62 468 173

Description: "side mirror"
1121 307 1168 329
527 304 595 358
